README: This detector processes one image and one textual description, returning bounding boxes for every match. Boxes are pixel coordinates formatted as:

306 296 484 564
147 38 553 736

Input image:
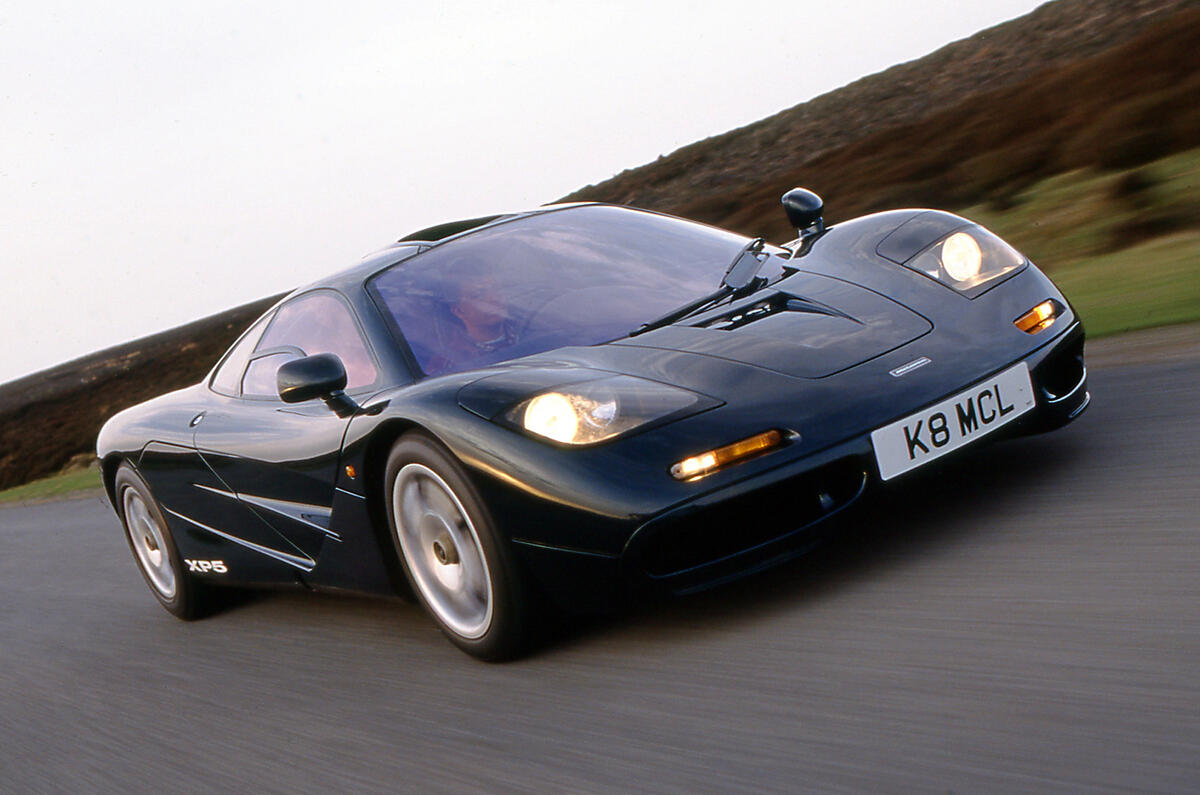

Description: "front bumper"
510 322 1088 612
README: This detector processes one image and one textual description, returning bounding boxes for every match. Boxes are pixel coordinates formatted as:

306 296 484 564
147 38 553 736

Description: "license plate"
871 362 1036 481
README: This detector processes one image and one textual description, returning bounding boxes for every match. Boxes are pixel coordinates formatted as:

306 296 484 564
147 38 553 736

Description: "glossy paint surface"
97 204 1088 608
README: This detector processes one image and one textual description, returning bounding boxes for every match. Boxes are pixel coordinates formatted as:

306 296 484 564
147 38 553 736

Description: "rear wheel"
115 463 208 620
384 433 529 660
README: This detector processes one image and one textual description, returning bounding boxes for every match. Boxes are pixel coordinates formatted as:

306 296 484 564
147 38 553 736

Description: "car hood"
606 271 931 379
455 271 934 420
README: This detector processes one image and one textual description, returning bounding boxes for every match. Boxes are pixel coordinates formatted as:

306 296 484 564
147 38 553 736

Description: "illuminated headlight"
507 375 710 445
907 225 1025 297
940 232 982 282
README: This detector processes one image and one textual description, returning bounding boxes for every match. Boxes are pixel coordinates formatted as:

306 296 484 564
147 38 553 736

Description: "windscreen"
368 206 753 376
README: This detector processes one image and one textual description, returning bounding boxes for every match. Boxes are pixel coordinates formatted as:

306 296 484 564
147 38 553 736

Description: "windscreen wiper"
630 238 767 337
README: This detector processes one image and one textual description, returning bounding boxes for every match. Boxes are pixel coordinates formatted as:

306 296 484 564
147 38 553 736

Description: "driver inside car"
451 271 515 353
424 258 521 374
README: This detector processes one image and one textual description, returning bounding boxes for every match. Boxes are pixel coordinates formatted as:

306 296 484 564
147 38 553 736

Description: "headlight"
940 232 981 282
906 225 1025 297
506 375 710 445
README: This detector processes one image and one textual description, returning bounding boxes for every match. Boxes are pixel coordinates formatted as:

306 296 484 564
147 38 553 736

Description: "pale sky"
0 0 1045 385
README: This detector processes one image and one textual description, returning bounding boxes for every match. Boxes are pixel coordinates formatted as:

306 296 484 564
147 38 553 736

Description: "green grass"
0 467 103 504
1051 231 1200 337
958 147 1200 337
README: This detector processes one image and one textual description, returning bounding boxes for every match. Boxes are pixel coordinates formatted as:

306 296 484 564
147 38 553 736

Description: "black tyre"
114 463 208 620
384 432 529 660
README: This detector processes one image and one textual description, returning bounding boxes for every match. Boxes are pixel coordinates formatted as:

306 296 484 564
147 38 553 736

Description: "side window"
241 350 302 398
252 292 379 394
210 314 272 396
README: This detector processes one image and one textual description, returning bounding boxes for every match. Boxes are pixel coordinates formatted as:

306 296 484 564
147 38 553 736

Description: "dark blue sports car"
98 190 1088 659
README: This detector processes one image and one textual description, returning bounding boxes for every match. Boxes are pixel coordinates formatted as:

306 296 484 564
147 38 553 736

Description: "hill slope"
0 294 282 490
561 0 1197 234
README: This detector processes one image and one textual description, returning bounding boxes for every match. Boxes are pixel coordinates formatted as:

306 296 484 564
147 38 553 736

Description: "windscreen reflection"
369 206 757 376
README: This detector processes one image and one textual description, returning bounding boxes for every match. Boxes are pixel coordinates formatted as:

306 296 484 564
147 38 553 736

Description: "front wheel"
384 433 529 660
114 463 209 619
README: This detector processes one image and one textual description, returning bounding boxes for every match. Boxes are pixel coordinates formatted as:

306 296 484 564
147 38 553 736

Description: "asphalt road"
2 353 1198 792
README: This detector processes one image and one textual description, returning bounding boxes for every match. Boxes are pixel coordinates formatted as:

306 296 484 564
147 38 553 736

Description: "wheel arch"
100 452 129 510
355 418 439 596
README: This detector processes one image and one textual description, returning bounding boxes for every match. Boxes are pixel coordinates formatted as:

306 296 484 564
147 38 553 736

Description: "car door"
129 314 313 581
193 289 383 562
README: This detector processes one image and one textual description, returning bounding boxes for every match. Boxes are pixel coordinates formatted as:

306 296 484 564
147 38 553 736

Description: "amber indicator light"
1015 300 1060 334
670 429 784 481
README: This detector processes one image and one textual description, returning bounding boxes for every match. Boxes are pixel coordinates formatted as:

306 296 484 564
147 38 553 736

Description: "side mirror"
277 353 358 417
781 187 824 235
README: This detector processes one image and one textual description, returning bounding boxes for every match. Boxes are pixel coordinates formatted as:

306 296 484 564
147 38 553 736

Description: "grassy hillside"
564 2 1200 243
0 0 1195 492
0 294 283 490
0 467 102 505
962 148 1200 336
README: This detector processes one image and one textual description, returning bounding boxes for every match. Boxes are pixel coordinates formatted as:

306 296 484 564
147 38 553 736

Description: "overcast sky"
0 0 1046 385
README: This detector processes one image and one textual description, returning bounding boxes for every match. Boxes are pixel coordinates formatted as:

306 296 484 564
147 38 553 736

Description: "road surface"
2 344 1198 792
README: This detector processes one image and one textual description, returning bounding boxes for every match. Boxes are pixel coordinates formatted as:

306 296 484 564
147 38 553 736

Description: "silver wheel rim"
392 463 493 639
123 488 176 599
